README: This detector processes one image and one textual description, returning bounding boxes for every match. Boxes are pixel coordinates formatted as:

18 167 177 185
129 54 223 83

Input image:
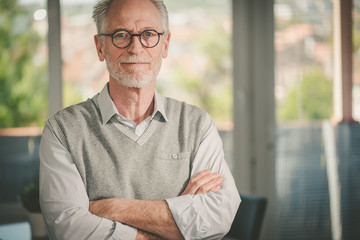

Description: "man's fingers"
181 169 223 196
187 172 219 195
188 169 211 185
195 175 224 194
181 169 210 195
210 185 221 193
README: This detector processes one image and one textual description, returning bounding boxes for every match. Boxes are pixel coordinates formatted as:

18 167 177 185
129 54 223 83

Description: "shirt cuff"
166 195 195 236
109 221 137 240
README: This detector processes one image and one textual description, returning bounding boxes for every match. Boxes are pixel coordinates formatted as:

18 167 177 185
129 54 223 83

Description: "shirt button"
171 153 178 159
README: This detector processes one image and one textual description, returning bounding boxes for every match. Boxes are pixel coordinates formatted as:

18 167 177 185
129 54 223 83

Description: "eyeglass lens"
113 30 160 48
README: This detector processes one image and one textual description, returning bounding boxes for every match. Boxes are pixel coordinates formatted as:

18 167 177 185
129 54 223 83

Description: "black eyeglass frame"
100 29 165 49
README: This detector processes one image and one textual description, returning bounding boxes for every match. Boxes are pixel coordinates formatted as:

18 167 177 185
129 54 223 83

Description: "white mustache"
119 56 152 64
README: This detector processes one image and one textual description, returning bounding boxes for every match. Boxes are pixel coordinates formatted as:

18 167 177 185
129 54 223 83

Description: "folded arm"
39 125 137 240
89 170 223 239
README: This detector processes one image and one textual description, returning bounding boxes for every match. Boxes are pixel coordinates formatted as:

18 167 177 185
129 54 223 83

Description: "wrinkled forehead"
105 0 162 32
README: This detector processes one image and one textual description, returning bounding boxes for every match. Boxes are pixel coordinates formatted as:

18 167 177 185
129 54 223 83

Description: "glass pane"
275 1 334 239
276 1 360 239
275 1 333 124
0 0 48 129
0 0 47 223
161 0 232 124
61 0 101 107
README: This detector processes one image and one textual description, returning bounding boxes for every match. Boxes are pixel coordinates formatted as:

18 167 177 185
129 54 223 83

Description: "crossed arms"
40 122 240 240
89 170 224 239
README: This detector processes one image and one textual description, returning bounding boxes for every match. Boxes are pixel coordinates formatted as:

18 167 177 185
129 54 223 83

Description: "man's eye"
115 32 127 38
144 31 155 37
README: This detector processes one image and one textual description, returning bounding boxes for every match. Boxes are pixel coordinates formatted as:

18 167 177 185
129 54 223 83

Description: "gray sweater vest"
47 94 210 201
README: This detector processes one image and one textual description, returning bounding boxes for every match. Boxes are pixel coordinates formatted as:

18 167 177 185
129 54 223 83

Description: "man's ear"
162 32 171 59
94 35 106 61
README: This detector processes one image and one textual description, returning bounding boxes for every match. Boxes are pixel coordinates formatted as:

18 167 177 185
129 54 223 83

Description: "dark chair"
224 194 267 240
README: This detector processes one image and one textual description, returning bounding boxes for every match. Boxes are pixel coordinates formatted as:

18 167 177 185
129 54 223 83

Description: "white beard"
105 55 161 89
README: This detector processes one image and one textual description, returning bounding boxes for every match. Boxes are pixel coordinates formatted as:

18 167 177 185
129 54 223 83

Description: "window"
0 0 48 129
275 1 334 239
0 0 47 217
275 1 360 239
61 0 99 107
161 0 233 126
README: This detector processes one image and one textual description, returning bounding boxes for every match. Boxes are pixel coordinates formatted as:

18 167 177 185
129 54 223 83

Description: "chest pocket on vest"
144 151 191 198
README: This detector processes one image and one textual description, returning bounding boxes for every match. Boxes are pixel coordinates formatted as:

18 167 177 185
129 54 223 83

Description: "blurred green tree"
278 67 333 122
173 20 232 122
0 0 47 128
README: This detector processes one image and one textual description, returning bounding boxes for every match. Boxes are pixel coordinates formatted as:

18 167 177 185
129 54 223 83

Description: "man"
39 0 240 239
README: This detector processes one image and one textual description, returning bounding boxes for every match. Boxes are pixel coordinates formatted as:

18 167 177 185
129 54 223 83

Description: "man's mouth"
119 56 151 65
122 62 149 64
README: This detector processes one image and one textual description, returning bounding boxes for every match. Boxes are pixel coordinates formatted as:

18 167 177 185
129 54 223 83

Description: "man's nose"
127 36 144 54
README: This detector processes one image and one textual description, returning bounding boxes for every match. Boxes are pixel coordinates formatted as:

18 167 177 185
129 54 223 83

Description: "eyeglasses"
100 29 164 49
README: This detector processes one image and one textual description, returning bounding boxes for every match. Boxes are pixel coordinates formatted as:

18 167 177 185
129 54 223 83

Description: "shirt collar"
97 83 168 125
154 89 168 122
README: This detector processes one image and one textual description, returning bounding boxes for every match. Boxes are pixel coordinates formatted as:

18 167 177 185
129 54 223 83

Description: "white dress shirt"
39 84 240 240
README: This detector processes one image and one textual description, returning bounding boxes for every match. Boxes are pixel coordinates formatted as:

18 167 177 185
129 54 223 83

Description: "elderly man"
39 0 240 239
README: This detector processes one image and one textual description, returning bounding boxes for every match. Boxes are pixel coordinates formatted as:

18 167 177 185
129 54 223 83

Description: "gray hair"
92 0 170 35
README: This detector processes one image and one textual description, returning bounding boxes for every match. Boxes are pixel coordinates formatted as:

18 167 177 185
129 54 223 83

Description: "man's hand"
181 169 224 196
